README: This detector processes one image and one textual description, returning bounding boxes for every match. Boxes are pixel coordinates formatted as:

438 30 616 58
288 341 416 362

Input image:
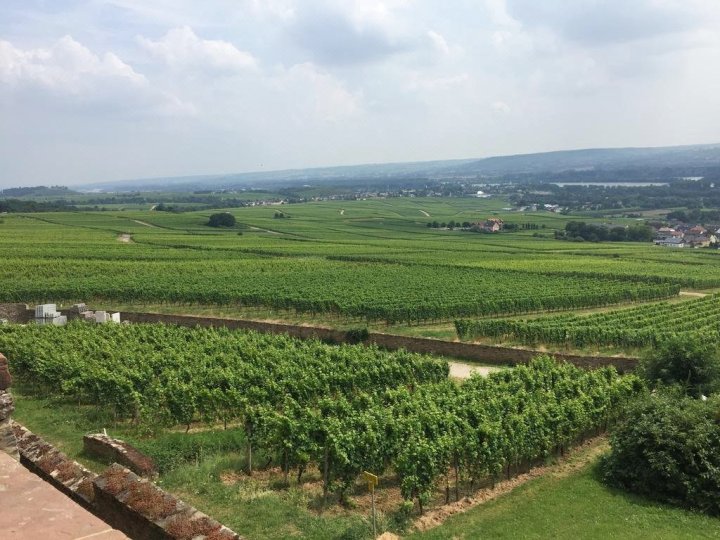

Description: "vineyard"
0 323 641 515
0 207 700 324
455 294 720 350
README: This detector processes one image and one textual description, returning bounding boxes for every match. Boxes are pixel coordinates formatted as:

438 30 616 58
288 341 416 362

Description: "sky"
1 0 720 187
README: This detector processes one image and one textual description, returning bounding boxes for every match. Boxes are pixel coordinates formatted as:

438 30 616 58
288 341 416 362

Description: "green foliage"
557 221 653 242
639 335 720 397
344 327 369 343
601 392 720 515
207 212 236 227
0 322 447 426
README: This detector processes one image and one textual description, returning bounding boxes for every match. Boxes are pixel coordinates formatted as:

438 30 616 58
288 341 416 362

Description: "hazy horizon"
2 1 720 187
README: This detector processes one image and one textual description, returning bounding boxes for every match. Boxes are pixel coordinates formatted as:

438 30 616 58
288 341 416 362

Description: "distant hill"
78 143 720 192
444 144 720 176
0 185 80 198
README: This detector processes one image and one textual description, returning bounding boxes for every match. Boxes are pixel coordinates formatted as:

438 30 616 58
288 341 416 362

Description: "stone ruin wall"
0 352 19 459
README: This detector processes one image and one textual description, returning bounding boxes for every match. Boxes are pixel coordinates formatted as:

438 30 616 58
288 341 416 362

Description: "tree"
640 335 720 397
207 212 236 228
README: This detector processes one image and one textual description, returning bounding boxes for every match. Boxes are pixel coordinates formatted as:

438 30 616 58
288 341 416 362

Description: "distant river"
552 182 669 187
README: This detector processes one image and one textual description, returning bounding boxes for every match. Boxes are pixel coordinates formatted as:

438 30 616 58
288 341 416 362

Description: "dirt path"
249 226 281 235
419 210 430 217
410 436 609 534
680 291 709 297
132 219 159 228
117 234 133 243
448 361 499 379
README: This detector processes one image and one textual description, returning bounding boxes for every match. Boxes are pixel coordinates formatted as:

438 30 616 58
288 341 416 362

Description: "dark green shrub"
601 392 720 514
640 335 720 397
207 212 236 228
345 327 369 344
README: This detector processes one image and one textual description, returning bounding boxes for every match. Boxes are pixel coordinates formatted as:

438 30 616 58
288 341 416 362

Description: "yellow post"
363 471 379 537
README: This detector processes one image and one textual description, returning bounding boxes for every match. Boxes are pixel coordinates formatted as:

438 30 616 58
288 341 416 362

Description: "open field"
412 453 720 540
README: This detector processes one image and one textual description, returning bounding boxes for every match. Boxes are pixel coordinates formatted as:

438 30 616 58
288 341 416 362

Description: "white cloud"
0 35 144 91
264 62 361 123
0 36 192 116
427 30 450 55
138 26 257 73
287 0 414 65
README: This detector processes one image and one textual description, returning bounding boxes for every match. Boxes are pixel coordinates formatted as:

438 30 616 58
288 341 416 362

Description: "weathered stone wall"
121 311 638 372
0 391 18 459
94 464 241 540
84 433 157 478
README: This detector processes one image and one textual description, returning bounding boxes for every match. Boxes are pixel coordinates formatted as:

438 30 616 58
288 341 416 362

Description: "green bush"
345 327 369 344
207 212 236 228
601 392 720 515
640 335 720 397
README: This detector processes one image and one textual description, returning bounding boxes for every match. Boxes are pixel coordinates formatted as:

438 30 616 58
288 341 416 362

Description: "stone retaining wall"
84 433 157 478
13 422 97 507
94 464 241 540
121 311 638 372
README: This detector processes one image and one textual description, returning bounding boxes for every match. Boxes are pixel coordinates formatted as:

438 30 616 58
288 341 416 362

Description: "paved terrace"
0 450 127 540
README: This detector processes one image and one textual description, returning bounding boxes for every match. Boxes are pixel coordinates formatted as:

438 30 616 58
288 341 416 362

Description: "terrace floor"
0 451 127 539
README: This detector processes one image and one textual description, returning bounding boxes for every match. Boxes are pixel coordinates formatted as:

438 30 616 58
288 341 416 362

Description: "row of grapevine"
0 252 679 323
455 294 720 349
0 323 642 511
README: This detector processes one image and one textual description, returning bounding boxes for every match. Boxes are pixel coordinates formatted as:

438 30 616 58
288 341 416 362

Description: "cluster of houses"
654 225 718 248
33 303 121 326
517 203 563 213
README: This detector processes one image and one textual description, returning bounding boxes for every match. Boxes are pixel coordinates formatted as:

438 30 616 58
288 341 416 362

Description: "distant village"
654 225 718 248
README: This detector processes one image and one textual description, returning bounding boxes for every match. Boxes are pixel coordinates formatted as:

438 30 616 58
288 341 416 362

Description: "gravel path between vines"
448 362 499 379
132 219 159 228
680 291 709 297
408 436 609 535
419 210 430 217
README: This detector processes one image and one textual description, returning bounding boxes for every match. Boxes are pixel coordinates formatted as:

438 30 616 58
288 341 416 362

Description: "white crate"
34 304 58 318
